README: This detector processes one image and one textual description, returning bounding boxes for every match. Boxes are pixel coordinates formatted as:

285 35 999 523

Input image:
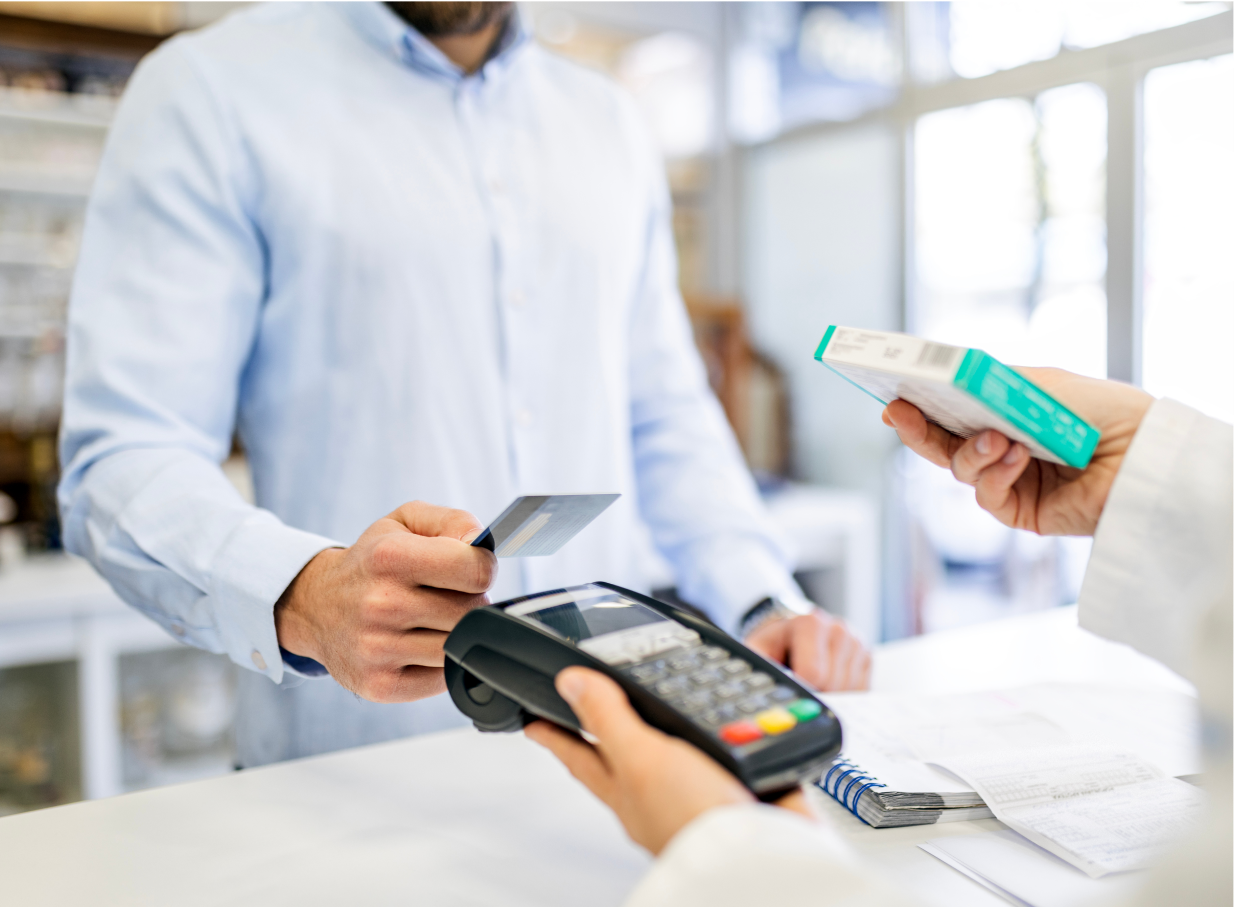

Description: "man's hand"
525 667 815 855
745 610 871 692
883 367 1153 537
275 501 496 702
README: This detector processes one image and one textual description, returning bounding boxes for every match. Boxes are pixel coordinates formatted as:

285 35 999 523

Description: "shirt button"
488 177 504 194
509 290 525 309
251 649 267 671
170 621 186 638
515 409 533 428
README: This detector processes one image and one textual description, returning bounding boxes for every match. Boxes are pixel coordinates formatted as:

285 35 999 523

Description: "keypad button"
720 660 751 678
718 721 764 746
667 651 701 673
736 695 768 715
713 681 744 701
700 704 738 727
743 672 775 692
768 686 796 703
755 707 797 736
688 668 722 688
787 698 823 723
629 661 667 683
698 646 728 663
654 677 690 697
677 692 714 713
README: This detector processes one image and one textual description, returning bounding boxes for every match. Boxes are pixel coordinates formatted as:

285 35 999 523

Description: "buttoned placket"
455 71 537 592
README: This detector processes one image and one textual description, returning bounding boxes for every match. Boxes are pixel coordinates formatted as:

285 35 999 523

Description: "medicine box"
814 326 1100 469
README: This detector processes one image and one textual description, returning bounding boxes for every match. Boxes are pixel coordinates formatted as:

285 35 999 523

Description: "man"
59 2 869 769
530 369 1231 906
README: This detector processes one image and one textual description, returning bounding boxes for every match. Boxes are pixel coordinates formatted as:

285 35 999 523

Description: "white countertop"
0 606 1192 906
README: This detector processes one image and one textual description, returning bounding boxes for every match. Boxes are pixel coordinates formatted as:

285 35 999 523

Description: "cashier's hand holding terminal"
524 667 815 855
275 502 495 702
883 367 1153 536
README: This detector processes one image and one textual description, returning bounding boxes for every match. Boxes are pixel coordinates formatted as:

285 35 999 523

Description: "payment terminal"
444 582 843 797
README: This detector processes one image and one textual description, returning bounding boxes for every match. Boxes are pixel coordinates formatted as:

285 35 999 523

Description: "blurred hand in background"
745 610 871 692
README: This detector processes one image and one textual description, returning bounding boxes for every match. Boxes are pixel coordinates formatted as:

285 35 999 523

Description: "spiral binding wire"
816 756 886 826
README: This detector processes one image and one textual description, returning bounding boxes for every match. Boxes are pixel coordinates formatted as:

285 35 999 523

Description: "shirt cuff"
674 536 807 636
281 647 330 677
209 511 341 684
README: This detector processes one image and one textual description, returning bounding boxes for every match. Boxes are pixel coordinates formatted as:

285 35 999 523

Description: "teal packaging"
815 326 1100 469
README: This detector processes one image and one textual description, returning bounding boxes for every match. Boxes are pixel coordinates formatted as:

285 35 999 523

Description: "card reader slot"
460 645 580 732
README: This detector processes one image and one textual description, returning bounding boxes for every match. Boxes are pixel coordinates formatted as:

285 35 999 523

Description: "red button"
719 721 764 745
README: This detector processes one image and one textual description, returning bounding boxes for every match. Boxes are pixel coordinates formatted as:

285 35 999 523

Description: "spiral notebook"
814 684 1199 829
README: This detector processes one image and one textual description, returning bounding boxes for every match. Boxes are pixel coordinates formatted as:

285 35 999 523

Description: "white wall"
742 123 902 493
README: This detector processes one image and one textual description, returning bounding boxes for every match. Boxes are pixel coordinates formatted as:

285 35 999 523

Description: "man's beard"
386 2 513 37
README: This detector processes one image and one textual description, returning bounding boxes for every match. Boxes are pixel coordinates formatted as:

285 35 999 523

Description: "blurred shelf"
0 235 76 269
0 170 94 197
0 3 178 37
0 86 115 129
0 11 164 61
0 553 202 806
0 256 72 269
0 326 66 339
0 553 128 625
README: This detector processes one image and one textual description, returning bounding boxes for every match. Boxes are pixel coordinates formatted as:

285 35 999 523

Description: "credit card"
471 494 620 557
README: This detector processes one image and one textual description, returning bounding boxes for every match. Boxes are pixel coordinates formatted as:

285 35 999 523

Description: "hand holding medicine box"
814 326 1100 469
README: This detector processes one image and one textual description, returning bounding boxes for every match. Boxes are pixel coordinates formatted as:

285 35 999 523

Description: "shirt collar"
341 2 530 85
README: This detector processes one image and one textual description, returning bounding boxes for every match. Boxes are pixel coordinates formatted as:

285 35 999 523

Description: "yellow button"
754 707 797 736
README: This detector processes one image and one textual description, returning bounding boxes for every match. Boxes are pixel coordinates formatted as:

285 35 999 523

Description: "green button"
787 698 822 722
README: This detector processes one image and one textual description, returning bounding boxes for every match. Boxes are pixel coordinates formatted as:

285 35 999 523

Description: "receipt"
936 745 1207 878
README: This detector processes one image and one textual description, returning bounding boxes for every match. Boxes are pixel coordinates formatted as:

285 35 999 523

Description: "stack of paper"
935 745 1206 878
816 684 1199 828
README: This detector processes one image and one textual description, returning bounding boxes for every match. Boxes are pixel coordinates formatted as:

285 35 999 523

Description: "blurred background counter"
0 553 239 815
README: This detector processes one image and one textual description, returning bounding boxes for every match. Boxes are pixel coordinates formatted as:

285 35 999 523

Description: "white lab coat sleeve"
1077 398 1233 681
622 804 918 907
1078 397 1233 907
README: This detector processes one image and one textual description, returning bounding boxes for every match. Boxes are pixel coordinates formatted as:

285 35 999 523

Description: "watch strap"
739 594 813 639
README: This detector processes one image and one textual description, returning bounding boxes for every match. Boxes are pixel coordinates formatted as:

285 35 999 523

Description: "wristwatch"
739 593 815 639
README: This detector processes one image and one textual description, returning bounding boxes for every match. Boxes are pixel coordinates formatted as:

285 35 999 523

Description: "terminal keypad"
623 643 824 747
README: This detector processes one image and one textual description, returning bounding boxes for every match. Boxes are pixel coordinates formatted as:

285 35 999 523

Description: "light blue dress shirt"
59 2 803 763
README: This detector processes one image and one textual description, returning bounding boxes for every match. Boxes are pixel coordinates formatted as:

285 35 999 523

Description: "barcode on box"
916 342 961 371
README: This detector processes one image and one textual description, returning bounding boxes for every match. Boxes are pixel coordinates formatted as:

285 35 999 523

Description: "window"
1142 54 1234 421
913 83 1107 378
946 1 1229 79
